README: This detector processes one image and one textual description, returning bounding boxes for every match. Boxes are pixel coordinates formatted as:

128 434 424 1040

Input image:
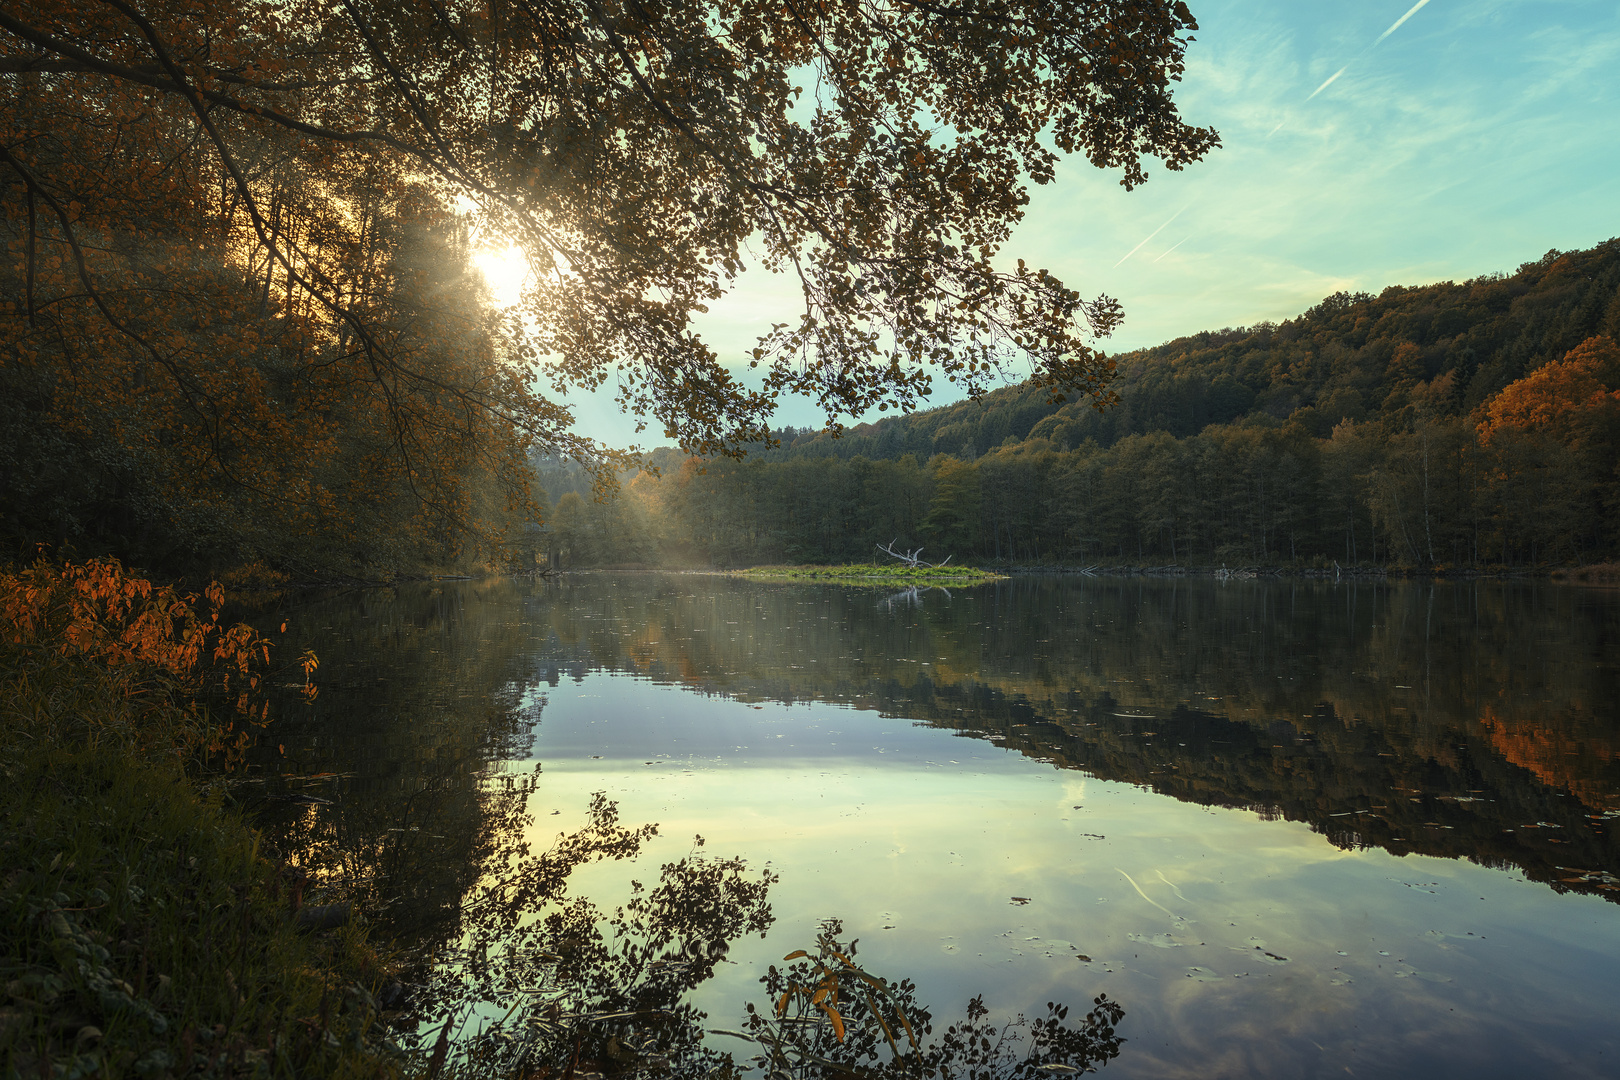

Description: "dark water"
248 574 1620 1079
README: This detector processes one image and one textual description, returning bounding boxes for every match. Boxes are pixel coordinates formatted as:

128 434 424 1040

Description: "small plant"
0 554 310 765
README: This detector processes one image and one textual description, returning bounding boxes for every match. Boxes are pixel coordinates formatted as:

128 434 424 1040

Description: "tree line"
3 0 1217 582
550 240 1620 570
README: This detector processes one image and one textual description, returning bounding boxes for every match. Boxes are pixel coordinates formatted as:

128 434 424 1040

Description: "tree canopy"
1 0 1216 571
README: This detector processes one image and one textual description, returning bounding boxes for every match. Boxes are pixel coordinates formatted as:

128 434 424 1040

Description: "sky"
475 0 1620 449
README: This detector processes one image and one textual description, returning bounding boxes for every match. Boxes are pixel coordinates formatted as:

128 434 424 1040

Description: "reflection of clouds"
526 686 1620 1077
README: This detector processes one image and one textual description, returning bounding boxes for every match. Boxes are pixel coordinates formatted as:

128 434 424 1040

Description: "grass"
0 648 401 1080
733 563 1007 586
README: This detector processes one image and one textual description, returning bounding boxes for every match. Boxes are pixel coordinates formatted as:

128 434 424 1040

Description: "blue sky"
527 0 1620 448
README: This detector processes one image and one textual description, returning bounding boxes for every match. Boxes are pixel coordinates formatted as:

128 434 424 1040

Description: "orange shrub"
0 556 313 762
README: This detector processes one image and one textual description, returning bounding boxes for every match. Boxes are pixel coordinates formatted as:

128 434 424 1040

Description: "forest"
545 239 1620 570
1 0 1218 583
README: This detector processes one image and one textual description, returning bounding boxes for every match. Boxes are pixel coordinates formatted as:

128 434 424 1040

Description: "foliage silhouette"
2 0 1219 574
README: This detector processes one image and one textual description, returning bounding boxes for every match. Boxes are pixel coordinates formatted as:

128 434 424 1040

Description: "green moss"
0 652 400 1080
732 564 1007 586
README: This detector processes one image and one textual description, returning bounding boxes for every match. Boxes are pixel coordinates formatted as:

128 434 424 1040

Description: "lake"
249 573 1620 1079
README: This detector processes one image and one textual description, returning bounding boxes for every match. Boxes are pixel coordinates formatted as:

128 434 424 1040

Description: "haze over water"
257 574 1620 1079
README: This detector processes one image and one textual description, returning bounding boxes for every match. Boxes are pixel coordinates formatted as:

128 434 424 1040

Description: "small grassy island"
734 563 1008 586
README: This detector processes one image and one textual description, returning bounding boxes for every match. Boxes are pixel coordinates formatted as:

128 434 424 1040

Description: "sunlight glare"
471 244 530 310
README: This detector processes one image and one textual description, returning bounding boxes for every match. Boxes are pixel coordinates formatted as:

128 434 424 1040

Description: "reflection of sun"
471 244 530 309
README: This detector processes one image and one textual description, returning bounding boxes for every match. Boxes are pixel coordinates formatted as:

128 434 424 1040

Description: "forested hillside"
554 240 1620 569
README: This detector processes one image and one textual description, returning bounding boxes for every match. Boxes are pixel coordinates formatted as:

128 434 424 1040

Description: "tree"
921 455 980 556
1478 336 1620 557
2 0 1218 521
1478 335 1620 447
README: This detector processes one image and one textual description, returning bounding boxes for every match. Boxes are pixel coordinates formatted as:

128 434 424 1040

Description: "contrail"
1152 236 1190 263
1113 207 1186 268
1305 64 1349 102
1303 1 1433 102
1375 0 1432 46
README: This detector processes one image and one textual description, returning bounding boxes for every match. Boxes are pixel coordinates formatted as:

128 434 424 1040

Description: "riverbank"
0 560 402 1080
973 561 1620 582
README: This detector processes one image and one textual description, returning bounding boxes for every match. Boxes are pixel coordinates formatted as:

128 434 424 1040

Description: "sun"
470 243 530 310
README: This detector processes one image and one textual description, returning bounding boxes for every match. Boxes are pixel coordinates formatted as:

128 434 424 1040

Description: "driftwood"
875 539 953 569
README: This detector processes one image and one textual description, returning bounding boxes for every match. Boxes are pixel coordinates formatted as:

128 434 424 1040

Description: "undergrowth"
0 559 395 1079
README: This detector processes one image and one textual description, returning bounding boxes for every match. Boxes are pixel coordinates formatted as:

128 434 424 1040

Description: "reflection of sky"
526 673 1620 1080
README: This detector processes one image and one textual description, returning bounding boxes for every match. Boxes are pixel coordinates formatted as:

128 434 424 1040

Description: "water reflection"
499 574 1620 900
245 573 1620 1078
878 585 952 612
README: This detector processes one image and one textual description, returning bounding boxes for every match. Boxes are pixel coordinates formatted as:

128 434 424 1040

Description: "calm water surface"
252 574 1620 1079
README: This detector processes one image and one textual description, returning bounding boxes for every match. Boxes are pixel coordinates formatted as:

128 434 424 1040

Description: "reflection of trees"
431 806 775 1078
409 810 1125 1080
248 580 1130 1079
249 579 556 948
879 585 951 613
510 575 1620 902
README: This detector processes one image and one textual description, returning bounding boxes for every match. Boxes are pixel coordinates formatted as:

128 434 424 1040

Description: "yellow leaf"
826 1006 845 1042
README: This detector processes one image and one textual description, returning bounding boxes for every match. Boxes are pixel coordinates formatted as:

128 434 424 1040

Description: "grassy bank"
0 560 400 1079
733 563 1008 586
0 651 399 1080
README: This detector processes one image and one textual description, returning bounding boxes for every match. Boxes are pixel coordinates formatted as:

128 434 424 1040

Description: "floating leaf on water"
1010 896 1032 905
1184 967 1222 982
